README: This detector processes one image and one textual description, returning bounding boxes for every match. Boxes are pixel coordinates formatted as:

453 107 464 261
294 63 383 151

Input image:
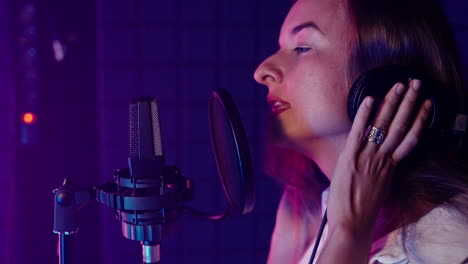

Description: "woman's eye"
293 47 310 54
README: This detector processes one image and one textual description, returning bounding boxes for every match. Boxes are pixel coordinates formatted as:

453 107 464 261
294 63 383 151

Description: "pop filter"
208 89 255 215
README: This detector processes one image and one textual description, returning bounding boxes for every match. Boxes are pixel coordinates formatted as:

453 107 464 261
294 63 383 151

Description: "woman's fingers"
392 99 432 162
380 79 422 153
347 79 430 162
362 82 407 154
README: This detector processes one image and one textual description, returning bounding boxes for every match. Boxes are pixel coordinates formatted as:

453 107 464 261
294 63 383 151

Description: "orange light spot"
23 113 35 124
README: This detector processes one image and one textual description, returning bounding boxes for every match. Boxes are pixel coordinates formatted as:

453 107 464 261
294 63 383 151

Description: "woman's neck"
301 134 349 180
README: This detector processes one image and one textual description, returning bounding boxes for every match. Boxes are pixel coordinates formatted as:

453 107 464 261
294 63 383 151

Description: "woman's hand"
317 79 433 263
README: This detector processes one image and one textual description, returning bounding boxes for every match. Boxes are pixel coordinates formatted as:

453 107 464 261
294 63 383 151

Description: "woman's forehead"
280 0 347 39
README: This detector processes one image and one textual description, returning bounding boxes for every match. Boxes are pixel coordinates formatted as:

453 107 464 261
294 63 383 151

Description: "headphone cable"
308 209 328 264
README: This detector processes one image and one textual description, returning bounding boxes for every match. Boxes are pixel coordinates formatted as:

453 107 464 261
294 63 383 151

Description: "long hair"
265 0 468 252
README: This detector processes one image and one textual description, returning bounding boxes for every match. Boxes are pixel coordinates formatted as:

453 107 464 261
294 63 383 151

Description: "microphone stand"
52 177 95 264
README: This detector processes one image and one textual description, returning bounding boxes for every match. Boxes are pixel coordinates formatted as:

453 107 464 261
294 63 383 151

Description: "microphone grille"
150 100 163 156
128 97 163 158
129 102 138 157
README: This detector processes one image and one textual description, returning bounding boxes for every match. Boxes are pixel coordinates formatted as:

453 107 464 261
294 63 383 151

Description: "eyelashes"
293 47 311 55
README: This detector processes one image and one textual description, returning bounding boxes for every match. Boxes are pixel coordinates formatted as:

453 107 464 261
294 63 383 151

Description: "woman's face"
254 0 355 152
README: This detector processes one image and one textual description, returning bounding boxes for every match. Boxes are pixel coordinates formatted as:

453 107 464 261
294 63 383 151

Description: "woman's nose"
254 54 283 86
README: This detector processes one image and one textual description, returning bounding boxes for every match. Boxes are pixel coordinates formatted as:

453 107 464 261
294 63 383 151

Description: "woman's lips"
268 96 291 115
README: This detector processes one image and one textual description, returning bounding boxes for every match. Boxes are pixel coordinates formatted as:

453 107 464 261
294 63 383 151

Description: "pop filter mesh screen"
210 98 244 209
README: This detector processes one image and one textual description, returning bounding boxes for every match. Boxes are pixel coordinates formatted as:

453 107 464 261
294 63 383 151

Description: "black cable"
309 209 328 264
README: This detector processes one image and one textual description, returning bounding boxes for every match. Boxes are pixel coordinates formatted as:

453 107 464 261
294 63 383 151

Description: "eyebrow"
291 21 323 35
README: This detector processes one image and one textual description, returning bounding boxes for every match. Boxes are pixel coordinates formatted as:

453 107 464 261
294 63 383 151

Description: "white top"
269 187 468 264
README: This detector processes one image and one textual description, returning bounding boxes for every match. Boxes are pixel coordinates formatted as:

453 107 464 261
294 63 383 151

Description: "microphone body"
96 97 192 263
128 98 164 264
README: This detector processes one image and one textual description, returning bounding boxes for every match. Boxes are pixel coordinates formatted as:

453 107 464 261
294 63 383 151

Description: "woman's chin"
267 116 307 150
267 118 292 147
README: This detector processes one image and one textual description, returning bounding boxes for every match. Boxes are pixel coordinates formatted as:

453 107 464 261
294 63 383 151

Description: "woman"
254 0 468 263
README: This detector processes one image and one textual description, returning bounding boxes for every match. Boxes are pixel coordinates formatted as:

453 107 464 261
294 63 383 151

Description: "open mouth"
267 96 291 115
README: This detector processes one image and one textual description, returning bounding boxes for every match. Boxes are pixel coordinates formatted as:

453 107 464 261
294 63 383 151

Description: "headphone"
347 65 468 151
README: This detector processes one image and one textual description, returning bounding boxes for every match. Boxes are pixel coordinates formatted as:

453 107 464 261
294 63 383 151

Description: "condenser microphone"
97 97 191 264
128 97 165 264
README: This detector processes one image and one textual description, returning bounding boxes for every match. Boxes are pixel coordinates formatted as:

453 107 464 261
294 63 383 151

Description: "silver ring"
367 126 386 144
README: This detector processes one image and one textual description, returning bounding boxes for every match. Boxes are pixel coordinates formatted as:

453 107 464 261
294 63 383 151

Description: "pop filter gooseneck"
209 89 255 215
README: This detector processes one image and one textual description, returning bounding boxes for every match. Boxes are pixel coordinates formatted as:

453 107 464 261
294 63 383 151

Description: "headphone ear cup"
347 71 373 123
347 65 437 127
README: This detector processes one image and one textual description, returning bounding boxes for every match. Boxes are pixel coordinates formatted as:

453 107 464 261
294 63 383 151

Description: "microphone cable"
309 209 327 264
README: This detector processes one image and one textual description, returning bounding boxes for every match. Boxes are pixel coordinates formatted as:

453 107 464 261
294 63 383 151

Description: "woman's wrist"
328 222 374 249
316 223 373 264
328 208 379 242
